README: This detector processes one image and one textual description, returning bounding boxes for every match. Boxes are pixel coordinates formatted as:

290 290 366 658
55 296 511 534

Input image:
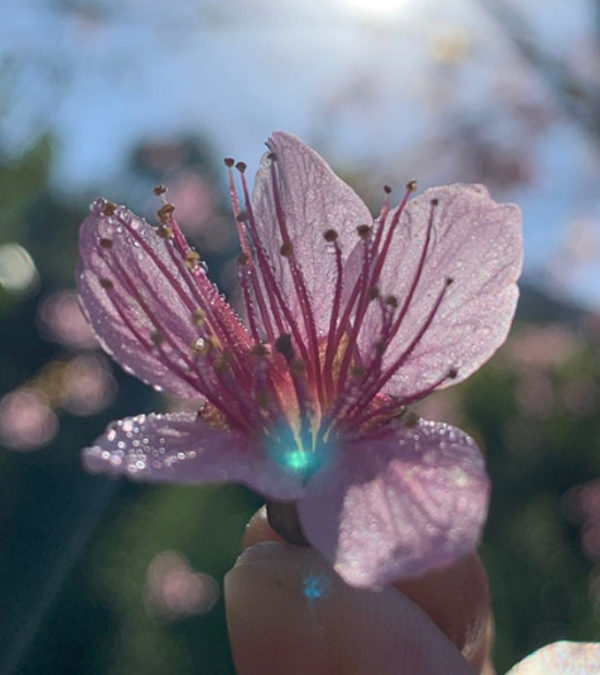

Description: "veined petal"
363 184 522 399
506 641 600 674
83 412 306 500
251 132 372 337
77 200 251 399
297 418 490 588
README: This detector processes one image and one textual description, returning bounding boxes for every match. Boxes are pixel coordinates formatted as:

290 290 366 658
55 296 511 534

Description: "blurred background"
1 0 599 673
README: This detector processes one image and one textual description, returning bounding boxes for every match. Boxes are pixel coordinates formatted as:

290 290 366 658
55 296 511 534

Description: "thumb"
225 540 476 675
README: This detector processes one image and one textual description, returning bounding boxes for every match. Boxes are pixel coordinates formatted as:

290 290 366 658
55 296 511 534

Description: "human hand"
226 507 494 674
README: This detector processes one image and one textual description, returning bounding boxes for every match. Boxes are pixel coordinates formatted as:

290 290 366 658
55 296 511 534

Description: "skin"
226 507 495 675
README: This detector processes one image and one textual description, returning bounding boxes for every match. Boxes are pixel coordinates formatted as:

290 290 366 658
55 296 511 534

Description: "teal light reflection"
303 573 331 601
265 425 334 480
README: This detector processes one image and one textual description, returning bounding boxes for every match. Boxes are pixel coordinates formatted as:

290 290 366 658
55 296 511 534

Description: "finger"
242 506 492 670
226 541 476 675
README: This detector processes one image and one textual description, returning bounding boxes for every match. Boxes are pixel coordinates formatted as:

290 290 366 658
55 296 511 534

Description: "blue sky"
2 0 599 309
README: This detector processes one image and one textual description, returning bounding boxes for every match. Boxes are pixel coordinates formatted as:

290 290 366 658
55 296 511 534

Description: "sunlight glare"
334 0 413 20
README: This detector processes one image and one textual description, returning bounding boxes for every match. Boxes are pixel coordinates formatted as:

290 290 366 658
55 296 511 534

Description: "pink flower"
77 132 522 588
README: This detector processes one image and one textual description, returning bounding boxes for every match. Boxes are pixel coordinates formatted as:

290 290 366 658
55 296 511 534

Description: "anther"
383 184 392 194
323 229 338 242
99 238 113 249
406 180 418 192
157 203 175 223
153 184 167 196
236 210 249 222
151 331 165 347
224 158 235 167
250 343 269 357
385 295 398 308
351 365 366 378
157 225 174 239
368 286 380 300
280 242 293 257
430 198 439 206
448 367 458 379
445 277 454 286
290 358 306 376
102 202 116 216
235 161 247 173
237 252 249 265
190 309 206 325
267 152 277 161
374 340 386 354
275 334 294 361
100 278 113 290
185 249 201 269
357 224 372 239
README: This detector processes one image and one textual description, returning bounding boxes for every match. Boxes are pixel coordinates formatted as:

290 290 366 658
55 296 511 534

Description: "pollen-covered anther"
153 184 167 196
350 365 366 378
214 351 233 371
374 340 386 355
250 343 269 357
430 197 439 207
356 224 372 240
157 203 175 223
448 367 459 379
99 238 113 249
184 249 202 269
102 202 116 216
224 157 235 168
280 242 293 257
445 277 454 287
235 161 247 173
323 229 338 242
290 358 306 376
151 331 165 347
385 294 398 308
406 180 418 192
274 334 294 362
368 286 380 300
383 184 392 194
100 278 113 290
157 225 174 239
190 309 206 325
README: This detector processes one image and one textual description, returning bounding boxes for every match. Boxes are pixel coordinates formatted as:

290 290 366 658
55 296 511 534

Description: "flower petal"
363 184 522 399
506 641 600 674
77 199 251 399
251 132 372 337
297 418 490 588
82 411 306 500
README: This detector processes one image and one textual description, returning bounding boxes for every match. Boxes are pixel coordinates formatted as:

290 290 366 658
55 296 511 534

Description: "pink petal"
362 184 522 399
251 132 372 337
297 418 490 588
82 412 306 500
77 199 251 399
506 641 600 674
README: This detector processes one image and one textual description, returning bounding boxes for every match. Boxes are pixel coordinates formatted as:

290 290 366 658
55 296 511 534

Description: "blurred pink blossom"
0 387 58 450
61 353 117 416
506 324 579 369
145 551 219 620
36 290 98 349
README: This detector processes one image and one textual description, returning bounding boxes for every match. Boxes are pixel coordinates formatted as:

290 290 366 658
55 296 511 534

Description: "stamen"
267 158 324 403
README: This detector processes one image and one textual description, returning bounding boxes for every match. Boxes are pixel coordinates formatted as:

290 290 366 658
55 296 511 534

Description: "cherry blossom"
77 132 522 588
